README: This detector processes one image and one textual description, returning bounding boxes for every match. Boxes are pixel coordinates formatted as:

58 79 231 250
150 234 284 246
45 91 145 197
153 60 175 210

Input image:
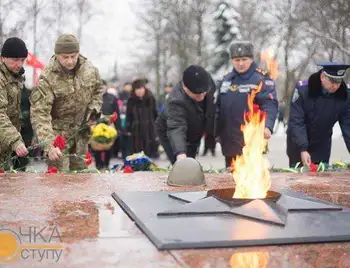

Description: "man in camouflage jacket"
0 37 29 170
30 34 103 171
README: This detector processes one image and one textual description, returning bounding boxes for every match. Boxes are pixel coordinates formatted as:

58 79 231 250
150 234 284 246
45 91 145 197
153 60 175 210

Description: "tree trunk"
155 32 161 100
33 0 38 84
196 6 203 64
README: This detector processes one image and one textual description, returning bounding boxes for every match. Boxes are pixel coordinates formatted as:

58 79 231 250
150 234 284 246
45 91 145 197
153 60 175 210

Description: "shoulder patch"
292 88 299 102
297 79 308 88
264 80 274 86
30 89 43 104
220 81 231 93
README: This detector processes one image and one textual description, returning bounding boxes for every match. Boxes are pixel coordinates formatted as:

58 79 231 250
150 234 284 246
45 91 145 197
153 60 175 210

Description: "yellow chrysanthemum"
92 123 118 140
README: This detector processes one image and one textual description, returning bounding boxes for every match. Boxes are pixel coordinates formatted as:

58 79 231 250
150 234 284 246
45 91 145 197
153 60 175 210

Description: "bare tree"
134 0 167 98
51 0 70 36
74 0 97 42
194 0 211 64
21 0 47 82
0 0 27 44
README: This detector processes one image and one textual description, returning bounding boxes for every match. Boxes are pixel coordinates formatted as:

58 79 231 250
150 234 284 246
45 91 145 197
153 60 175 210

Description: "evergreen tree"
212 1 240 75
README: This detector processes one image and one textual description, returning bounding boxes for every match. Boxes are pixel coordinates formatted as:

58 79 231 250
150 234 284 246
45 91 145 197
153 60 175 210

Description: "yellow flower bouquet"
90 122 118 151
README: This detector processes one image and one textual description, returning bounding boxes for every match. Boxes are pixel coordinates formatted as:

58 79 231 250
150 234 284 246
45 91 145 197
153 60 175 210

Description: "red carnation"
0 170 4 174
110 112 118 124
123 166 134 174
53 135 66 151
84 152 92 166
309 163 318 172
46 167 58 174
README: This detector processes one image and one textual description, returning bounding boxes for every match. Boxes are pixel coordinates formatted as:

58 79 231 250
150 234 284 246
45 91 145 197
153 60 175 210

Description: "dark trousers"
159 136 198 165
112 137 120 158
94 150 111 170
203 134 216 156
225 156 237 169
120 134 132 160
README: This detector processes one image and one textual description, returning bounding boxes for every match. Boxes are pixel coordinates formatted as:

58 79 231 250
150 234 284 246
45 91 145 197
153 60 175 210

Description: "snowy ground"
27 121 348 172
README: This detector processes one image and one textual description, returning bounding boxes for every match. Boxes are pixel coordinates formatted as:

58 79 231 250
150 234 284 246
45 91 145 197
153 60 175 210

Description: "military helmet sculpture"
167 158 206 186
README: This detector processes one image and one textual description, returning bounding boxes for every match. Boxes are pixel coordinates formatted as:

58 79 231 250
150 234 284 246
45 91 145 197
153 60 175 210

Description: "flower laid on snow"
309 163 318 172
124 151 157 171
46 167 58 174
123 165 134 173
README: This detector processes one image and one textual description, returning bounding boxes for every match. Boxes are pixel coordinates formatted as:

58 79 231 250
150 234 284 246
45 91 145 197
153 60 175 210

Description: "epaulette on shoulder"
256 68 268 76
223 71 231 77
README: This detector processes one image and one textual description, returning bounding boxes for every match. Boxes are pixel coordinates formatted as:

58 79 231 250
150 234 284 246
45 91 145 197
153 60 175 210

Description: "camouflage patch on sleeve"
30 89 44 104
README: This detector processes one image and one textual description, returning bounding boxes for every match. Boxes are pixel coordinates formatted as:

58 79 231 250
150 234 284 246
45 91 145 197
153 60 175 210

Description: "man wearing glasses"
287 62 350 167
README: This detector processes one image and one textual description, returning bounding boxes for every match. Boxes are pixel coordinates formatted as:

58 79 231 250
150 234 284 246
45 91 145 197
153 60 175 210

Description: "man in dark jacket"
287 62 350 167
215 40 278 168
155 65 215 164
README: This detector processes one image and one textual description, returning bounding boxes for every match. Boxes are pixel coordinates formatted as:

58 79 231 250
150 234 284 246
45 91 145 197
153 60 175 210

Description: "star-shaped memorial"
112 188 350 250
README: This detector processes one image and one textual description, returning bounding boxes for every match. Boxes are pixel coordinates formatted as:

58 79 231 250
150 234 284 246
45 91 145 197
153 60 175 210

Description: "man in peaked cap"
30 34 103 171
155 65 216 164
287 62 350 167
0 37 29 170
215 40 278 169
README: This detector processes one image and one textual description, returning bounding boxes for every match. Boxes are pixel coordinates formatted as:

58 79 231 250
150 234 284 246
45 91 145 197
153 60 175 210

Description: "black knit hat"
182 65 210 94
1 37 28 58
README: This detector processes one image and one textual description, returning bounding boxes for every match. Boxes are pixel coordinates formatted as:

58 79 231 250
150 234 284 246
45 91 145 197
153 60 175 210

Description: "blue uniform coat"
287 70 350 166
215 62 278 156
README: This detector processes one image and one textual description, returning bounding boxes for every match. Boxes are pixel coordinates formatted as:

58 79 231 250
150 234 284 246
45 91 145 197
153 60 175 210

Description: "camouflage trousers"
47 135 89 171
0 151 12 171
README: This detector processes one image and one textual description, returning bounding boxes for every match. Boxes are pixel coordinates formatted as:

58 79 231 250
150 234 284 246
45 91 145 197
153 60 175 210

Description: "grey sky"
23 0 138 85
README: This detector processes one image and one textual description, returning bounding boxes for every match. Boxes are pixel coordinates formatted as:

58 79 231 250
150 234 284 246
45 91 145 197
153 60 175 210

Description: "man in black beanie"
0 37 29 170
155 65 216 164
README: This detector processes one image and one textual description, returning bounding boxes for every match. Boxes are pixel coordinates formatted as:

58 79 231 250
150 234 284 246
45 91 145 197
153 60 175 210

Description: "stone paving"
1 171 350 267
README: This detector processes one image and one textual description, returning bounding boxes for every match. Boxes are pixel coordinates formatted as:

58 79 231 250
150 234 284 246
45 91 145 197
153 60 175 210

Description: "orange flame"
260 49 279 80
231 83 271 199
230 251 270 268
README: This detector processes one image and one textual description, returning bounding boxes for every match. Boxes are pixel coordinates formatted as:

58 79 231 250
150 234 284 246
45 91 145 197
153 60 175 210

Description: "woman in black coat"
126 79 158 158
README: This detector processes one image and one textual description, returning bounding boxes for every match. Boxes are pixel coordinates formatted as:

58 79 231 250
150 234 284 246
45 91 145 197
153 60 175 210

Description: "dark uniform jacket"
287 71 350 166
215 62 278 156
155 80 216 157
